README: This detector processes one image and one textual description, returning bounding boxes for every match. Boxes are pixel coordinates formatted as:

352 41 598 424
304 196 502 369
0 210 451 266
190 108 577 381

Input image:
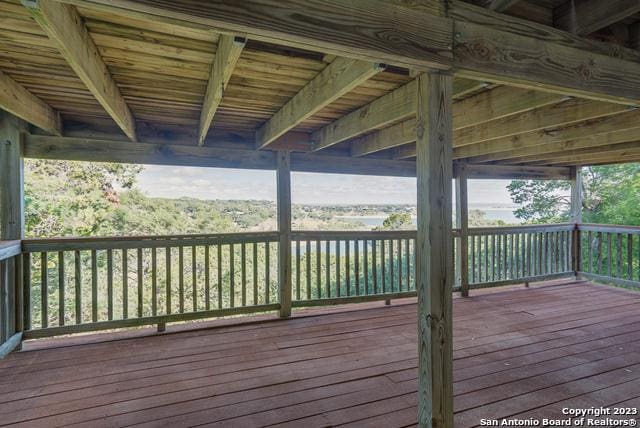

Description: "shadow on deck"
1 279 640 427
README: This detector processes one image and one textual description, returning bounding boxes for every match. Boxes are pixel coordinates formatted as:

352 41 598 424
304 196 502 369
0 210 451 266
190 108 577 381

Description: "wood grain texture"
415 72 454 427
0 71 61 136
63 0 453 71
554 0 640 36
465 164 572 180
257 58 384 149
198 34 246 146
277 151 292 318
24 1 137 140
0 112 25 241
455 163 469 298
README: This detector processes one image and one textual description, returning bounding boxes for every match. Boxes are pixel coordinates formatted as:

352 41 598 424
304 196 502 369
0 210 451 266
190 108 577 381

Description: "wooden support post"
277 151 292 318
0 111 25 353
570 166 582 276
157 322 166 332
416 72 454 427
455 162 470 297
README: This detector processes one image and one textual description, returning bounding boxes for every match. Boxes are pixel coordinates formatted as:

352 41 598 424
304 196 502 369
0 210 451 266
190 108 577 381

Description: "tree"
376 212 413 230
507 164 640 225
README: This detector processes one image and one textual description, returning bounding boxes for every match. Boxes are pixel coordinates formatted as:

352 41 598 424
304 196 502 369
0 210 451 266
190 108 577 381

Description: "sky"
137 165 515 206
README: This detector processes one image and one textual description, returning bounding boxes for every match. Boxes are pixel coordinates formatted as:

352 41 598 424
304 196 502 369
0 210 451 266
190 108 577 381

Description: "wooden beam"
0 112 25 240
276 151 292 318
198 35 246 146
257 58 385 149
454 106 640 163
415 72 454 427
351 85 564 157
488 0 521 12
465 164 572 179
60 0 453 71
451 1 640 106
23 134 418 177
24 1 137 140
507 140 640 165
554 0 640 36
0 71 61 136
570 166 581 223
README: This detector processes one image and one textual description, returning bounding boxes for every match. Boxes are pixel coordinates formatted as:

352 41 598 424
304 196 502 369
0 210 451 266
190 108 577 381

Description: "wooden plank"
451 1 640 105
0 71 61 135
415 72 454 427
488 0 520 12
277 151 292 318
464 164 571 180
0 112 25 242
455 163 470 297
554 0 640 36
198 35 246 146
60 0 453 71
24 1 137 140
257 58 385 149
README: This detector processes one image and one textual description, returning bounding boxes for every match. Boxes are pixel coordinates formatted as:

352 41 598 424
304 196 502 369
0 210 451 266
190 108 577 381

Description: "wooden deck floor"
2 280 640 427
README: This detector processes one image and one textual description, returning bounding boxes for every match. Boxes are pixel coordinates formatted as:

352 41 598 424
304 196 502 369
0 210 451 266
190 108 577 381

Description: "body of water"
337 208 520 227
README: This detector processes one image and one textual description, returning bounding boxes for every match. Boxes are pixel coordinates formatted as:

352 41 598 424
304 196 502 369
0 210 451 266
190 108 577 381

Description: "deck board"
2 280 640 427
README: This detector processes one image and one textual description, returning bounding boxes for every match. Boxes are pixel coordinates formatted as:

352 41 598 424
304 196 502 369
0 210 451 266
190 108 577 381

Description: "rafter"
23 0 137 140
350 85 563 157
488 0 521 12
256 57 385 150
198 34 246 146
554 0 640 36
0 70 61 136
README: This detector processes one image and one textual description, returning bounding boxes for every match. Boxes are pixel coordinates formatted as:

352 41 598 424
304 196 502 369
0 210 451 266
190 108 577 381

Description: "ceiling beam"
0 70 61 136
488 0 521 12
256 57 385 150
554 0 640 36
320 79 500 154
198 34 246 146
450 1 640 106
464 108 640 163
464 164 572 180
526 143 640 166
350 85 564 157
23 0 137 140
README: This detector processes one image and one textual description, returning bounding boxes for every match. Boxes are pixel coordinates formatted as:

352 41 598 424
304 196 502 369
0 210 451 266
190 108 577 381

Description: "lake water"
337 208 520 228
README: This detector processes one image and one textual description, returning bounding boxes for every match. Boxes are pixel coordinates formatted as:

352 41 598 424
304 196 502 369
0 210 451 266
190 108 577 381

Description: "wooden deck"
1 279 640 427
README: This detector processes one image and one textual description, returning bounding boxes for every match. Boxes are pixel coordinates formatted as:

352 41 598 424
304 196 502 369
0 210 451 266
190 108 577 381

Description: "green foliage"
468 209 505 227
376 212 413 230
507 164 640 225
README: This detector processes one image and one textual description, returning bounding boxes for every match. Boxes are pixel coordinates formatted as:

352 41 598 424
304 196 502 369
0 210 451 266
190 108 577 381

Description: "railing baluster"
381 240 386 293
241 242 247 307
316 240 321 298
470 235 476 283
122 249 128 319
336 240 341 297
388 239 393 293
596 232 603 275
137 248 143 318
23 253 31 331
405 239 410 291
346 239 351 296
364 240 370 295
74 250 81 324
91 250 97 323
58 251 64 326
218 244 223 308
179 246 184 313
355 240 361 295
205 245 211 310
306 240 311 299
192 246 197 311
151 247 157 317
587 230 593 274
627 234 633 280
265 242 270 304
607 233 613 277
40 252 48 328
372 239 378 294
253 243 258 305
165 247 171 315
397 239 402 292
325 240 330 298
616 234 622 278
107 249 113 320
295 240 301 301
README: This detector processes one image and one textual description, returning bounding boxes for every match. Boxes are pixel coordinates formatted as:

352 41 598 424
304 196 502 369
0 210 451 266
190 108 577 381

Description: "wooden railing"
578 224 640 288
6 223 638 342
291 231 417 306
463 224 575 290
0 240 22 357
21 232 280 338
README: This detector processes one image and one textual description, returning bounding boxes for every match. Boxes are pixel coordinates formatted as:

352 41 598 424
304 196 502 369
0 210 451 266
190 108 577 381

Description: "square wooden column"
415 73 454 427
277 150 292 317
455 163 469 297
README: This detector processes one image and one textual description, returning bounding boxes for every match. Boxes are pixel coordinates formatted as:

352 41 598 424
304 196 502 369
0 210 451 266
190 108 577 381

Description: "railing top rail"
22 231 280 252
578 223 640 233
468 223 574 235
0 240 21 261
291 230 416 240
